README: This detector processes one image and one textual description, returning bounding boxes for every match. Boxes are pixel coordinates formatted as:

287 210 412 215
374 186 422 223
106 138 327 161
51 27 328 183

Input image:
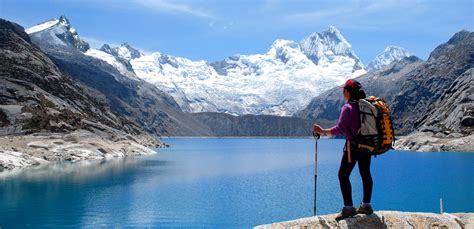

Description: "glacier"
131 27 366 116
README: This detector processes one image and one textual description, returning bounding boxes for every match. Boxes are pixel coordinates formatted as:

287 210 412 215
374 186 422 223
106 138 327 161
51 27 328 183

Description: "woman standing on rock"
313 79 374 221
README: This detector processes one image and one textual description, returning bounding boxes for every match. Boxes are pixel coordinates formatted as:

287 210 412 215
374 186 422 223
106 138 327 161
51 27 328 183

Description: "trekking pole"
312 132 320 216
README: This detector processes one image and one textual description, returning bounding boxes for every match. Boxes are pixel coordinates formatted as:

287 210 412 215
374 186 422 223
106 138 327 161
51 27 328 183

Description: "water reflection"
0 156 169 182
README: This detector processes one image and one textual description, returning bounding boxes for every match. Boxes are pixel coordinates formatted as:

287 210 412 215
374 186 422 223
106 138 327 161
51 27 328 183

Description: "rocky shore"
256 211 473 229
395 132 474 152
0 130 165 171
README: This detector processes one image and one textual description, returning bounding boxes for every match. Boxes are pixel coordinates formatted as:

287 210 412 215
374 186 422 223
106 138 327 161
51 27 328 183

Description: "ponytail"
348 88 366 101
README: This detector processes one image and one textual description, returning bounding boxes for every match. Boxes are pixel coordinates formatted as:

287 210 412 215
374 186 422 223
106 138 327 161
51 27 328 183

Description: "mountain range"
25 16 408 117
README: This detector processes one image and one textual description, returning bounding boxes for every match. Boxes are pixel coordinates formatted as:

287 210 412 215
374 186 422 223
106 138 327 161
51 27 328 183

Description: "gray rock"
256 211 473 229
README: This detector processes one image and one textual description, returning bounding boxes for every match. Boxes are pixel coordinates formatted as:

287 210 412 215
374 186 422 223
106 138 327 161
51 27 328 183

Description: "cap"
340 79 362 90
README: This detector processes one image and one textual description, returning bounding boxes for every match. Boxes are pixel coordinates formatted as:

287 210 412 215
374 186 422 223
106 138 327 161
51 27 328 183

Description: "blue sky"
1 0 472 64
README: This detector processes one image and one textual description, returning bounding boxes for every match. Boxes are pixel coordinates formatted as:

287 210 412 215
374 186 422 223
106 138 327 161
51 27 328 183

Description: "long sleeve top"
329 101 361 140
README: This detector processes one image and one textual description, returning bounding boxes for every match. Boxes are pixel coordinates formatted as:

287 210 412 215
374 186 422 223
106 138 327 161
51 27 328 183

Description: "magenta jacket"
329 101 361 140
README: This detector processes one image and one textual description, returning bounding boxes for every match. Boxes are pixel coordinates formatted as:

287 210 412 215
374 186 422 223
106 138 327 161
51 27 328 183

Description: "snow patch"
25 19 59 34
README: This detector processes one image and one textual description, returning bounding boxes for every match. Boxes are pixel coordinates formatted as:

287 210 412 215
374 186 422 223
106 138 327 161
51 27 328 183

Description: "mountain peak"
327 25 342 35
100 42 143 60
428 30 473 61
299 26 364 72
121 42 132 48
270 39 299 49
267 39 302 63
26 15 89 52
384 45 408 53
366 46 411 72
58 15 70 27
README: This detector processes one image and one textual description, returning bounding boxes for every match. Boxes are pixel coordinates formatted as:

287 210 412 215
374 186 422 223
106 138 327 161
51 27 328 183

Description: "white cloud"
132 0 216 19
278 0 428 31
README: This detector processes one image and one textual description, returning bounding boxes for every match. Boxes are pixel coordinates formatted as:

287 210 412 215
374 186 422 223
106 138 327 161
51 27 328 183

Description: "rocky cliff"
390 30 473 135
256 211 473 229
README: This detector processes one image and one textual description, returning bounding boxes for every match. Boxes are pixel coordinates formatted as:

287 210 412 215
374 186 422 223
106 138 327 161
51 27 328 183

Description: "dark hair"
345 87 366 100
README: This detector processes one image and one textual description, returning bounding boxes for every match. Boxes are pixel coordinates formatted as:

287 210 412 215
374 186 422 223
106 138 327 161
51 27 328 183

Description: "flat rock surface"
395 132 474 152
0 130 160 171
256 211 473 229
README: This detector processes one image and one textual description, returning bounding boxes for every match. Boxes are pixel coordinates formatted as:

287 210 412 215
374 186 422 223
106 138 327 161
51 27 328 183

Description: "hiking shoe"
357 204 374 215
335 206 357 221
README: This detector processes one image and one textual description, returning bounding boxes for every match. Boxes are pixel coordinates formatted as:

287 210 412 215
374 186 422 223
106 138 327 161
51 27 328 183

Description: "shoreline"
0 130 163 172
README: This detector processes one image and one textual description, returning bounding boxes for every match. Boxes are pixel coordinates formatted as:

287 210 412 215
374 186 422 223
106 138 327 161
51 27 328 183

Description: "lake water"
0 138 472 228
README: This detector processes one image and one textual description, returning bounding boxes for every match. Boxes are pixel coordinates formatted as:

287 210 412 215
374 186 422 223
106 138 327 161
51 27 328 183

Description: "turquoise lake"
0 138 473 228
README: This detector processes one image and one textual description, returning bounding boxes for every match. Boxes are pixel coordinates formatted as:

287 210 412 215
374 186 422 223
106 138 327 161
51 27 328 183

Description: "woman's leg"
338 149 357 206
357 154 373 204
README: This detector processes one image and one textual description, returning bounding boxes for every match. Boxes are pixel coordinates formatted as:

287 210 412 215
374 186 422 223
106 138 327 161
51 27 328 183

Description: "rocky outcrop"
415 68 473 136
256 211 473 229
0 129 163 171
394 67 474 151
390 31 473 135
394 132 474 152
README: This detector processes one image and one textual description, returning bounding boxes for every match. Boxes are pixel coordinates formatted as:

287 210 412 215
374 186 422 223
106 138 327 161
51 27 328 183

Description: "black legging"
338 143 373 207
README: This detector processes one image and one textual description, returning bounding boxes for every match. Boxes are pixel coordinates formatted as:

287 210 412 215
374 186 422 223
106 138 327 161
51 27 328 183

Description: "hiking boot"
335 206 357 221
357 203 374 215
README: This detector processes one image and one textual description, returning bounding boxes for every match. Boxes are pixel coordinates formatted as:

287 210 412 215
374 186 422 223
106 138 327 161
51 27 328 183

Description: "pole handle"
313 132 320 140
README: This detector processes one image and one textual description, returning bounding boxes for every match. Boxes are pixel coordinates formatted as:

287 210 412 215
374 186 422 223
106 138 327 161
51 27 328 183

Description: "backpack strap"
347 140 352 163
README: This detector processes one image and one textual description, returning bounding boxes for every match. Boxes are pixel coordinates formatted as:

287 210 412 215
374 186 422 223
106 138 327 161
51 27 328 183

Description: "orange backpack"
353 96 394 155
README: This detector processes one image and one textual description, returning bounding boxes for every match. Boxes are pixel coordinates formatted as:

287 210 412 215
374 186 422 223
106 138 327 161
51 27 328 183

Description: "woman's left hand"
313 124 323 135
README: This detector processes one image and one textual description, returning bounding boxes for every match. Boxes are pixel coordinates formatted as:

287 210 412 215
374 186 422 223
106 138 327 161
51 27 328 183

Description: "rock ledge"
255 211 473 229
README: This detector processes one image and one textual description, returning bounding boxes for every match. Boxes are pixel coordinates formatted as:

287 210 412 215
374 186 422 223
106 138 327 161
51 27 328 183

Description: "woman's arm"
313 104 350 136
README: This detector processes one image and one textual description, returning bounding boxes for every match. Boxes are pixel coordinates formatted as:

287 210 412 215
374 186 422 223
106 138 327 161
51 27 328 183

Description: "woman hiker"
313 79 374 221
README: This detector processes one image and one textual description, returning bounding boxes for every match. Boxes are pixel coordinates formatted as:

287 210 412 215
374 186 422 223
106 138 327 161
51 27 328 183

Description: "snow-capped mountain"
26 15 89 52
299 26 365 72
366 46 411 72
131 27 366 116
